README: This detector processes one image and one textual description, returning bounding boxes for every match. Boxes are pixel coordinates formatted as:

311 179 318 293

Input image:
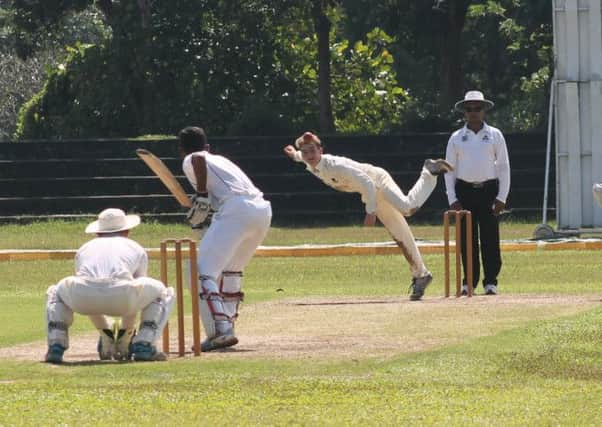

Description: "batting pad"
46 284 74 349
133 287 175 345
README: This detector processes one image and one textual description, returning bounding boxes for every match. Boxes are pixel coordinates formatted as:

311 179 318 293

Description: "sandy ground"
1 294 600 364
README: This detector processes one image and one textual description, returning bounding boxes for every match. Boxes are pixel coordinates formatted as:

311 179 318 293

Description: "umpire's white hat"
454 90 494 112
85 208 141 234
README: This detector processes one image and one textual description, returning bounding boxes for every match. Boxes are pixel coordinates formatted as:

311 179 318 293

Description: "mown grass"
1 248 602 347
2 249 602 348
0 309 600 425
0 218 547 249
0 221 601 425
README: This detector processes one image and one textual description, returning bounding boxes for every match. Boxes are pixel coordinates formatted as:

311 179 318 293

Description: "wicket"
160 238 202 356
443 210 473 297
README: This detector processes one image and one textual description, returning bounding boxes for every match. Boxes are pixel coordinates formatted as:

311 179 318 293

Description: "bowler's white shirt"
444 122 510 204
183 151 263 210
75 236 147 279
293 152 379 213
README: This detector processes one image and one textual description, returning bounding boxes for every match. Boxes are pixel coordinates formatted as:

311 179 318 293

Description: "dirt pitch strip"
1 294 600 364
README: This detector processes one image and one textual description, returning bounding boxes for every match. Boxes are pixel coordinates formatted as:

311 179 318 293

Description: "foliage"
0 50 58 140
15 43 121 139
330 28 413 133
339 0 552 132
0 5 108 140
463 0 553 131
12 1 414 138
5 0 554 138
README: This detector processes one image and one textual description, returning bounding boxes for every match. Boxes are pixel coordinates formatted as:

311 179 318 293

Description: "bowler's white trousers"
371 168 437 277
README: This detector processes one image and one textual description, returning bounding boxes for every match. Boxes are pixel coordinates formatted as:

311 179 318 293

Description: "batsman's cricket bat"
136 148 192 208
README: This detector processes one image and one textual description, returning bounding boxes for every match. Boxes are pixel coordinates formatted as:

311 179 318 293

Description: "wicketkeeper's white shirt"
75 236 148 279
293 152 380 213
183 151 263 210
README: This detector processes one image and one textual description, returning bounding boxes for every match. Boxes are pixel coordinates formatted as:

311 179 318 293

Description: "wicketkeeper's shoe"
409 273 433 301
45 343 66 364
97 328 116 360
461 284 469 296
200 329 239 352
484 284 498 295
114 328 136 361
423 159 454 176
131 342 168 362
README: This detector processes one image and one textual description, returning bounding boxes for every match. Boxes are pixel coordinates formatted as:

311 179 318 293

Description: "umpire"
444 91 510 296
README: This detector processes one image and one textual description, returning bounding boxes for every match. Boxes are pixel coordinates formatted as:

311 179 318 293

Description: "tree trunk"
435 0 471 111
312 1 335 133
137 0 151 28
96 0 113 20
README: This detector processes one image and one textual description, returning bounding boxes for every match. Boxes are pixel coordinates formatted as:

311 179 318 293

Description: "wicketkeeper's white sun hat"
454 90 494 112
85 208 141 234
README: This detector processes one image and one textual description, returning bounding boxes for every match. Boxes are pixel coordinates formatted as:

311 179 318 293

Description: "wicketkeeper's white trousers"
46 274 168 348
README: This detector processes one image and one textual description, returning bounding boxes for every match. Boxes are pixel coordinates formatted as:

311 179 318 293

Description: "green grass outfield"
0 221 601 425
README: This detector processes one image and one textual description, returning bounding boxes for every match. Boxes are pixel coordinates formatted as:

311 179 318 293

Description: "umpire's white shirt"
293 152 379 213
75 236 147 279
183 151 263 210
444 122 510 204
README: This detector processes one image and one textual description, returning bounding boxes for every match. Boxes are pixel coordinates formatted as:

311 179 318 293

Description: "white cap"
454 90 494 112
85 208 141 234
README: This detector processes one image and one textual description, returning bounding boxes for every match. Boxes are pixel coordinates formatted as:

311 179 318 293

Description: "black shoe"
409 273 433 301
423 159 454 176
200 329 239 352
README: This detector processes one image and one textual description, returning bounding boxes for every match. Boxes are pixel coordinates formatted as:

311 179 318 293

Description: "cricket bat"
136 148 192 208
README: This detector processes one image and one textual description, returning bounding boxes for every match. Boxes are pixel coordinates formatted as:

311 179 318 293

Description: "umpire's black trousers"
455 179 502 288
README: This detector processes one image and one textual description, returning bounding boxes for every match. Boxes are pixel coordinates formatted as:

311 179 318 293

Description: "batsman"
178 126 272 351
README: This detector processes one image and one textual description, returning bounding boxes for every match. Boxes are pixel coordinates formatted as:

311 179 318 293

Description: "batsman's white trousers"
373 168 437 277
199 195 272 279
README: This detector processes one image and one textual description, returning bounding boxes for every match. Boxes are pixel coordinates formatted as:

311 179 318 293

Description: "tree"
310 0 336 133
432 0 471 110
13 0 414 138
339 0 552 130
462 0 552 130
0 2 107 140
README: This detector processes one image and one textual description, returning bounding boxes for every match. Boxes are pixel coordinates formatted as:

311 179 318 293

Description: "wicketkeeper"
284 132 453 300
179 126 272 351
45 208 175 363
